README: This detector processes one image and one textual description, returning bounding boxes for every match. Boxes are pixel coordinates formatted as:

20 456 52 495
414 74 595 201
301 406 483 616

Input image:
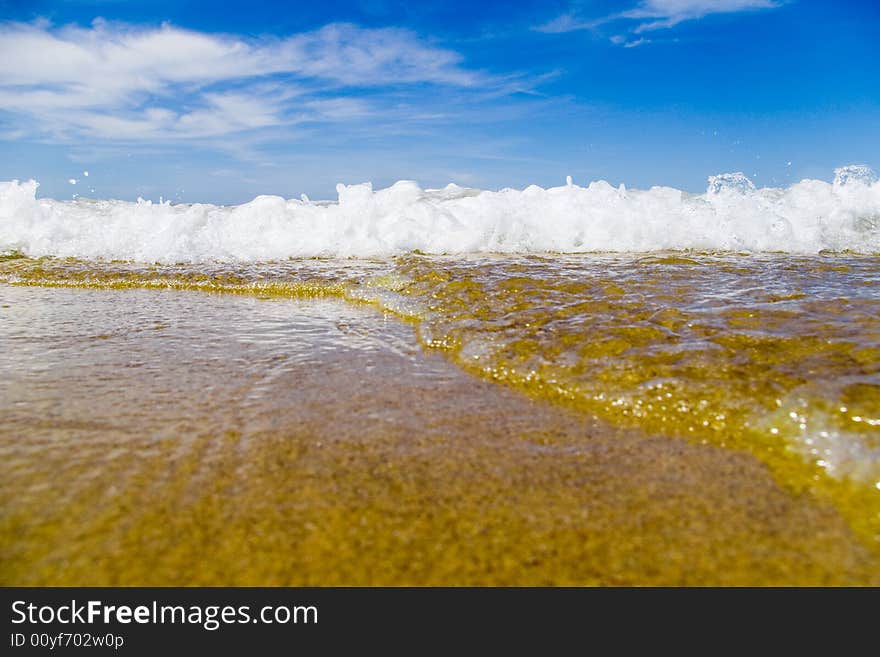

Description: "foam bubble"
1 167 879 262
834 164 877 187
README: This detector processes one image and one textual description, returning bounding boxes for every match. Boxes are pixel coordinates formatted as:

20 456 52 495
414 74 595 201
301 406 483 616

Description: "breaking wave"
1 166 878 262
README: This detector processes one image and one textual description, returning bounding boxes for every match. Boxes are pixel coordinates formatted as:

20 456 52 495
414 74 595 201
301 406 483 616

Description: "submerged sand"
0 284 876 585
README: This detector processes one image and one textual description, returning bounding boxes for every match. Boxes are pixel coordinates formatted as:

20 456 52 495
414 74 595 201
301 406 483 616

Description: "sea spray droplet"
706 172 756 195
834 165 877 187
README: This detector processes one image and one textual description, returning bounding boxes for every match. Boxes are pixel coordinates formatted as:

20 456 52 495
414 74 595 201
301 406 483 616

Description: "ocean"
1 167 878 584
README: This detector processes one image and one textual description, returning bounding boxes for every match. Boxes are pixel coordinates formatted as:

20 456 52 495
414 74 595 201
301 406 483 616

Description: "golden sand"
1 255 878 584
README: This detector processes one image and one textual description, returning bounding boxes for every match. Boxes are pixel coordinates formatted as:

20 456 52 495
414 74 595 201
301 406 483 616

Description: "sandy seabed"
1 284 876 585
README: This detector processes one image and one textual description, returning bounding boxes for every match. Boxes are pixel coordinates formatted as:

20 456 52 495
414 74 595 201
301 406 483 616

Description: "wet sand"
1 285 877 585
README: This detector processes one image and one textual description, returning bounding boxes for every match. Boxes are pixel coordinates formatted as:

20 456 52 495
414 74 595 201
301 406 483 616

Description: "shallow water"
1 252 879 583
0 287 418 447
405 255 880 475
401 253 880 550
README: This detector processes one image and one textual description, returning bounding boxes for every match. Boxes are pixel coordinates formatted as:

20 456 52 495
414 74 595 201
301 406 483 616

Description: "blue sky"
0 0 877 203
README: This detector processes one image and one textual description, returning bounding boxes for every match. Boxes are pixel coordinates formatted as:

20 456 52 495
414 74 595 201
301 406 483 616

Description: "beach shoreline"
1 283 877 585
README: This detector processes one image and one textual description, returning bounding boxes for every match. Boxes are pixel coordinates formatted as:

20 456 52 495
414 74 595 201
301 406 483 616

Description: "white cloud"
0 20 487 141
535 14 599 34
537 0 782 40
623 0 780 32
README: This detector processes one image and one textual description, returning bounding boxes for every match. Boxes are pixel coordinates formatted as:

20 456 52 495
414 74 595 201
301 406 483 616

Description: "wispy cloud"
535 13 602 35
537 0 782 43
623 0 781 32
0 19 491 142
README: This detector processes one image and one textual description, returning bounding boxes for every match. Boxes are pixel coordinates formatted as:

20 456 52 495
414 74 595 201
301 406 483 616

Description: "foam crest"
1 168 878 262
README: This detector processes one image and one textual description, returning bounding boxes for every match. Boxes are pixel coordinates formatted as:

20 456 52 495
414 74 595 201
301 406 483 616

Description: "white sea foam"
1 166 878 262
